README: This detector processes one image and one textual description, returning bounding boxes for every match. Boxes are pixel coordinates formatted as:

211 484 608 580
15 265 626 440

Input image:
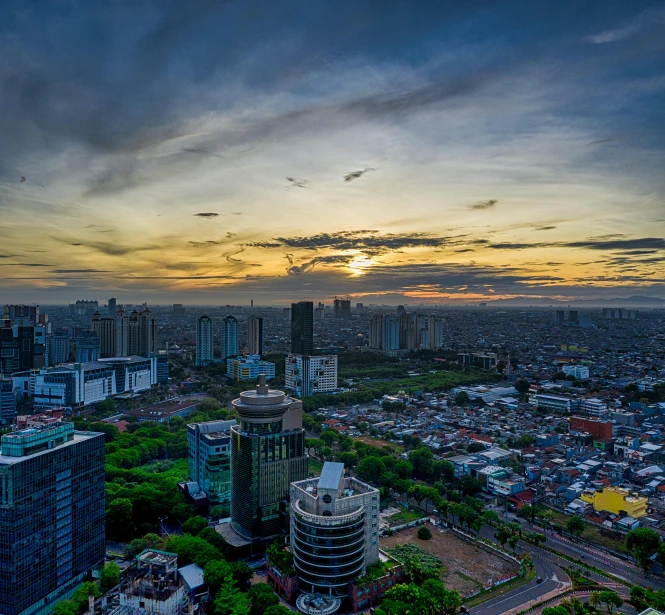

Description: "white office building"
562 365 590 380
226 355 275 381
285 354 337 397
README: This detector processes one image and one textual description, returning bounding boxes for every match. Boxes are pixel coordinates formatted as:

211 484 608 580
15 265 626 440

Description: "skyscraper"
247 315 263 356
230 375 307 542
369 314 383 349
196 315 213 365
138 308 156 357
50 328 70 365
128 310 140 355
91 311 115 357
75 330 101 363
0 422 105 615
381 316 400 350
221 315 238 359
108 297 117 316
426 315 444 350
291 301 313 355
114 309 129 357
0 326 34 375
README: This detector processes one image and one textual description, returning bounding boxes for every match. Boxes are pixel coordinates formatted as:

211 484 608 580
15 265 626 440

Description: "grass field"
383 504 425 526
380 526 519 596
546 508 628 553
308 456 324 476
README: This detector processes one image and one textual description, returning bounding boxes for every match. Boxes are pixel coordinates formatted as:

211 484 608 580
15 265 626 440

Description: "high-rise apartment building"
247 316 263 355
187 420 237 509
426 315 444 350
114 309 129 357
196 315 214 366
0 422 105 615
138 309 156 357
230 375 307 542
91 312 115 357
221 315 238 359
50 328 70 365
291 301 313 355
285 354 337 397
69 300 98 317
290 462 379 598
398 312 416 350
173 304 186 317
369 315 383 349
108 297 117 316
382 316 399 350
75 330 101 363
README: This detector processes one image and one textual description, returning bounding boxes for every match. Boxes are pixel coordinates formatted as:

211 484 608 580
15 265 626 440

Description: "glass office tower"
0 422 105 615
230 375 307 542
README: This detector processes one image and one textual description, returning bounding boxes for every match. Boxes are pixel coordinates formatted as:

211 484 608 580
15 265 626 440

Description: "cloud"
586 7 665 44
63 240 158 256
534 225 557 231
248 230 456 255
194 212 219 217
286 177 309 188
188 239 224 246
343 168 375 182
287 254 352 276
566 237 665 251
469 199 498 210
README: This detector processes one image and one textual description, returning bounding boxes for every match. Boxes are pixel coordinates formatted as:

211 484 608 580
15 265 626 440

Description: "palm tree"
589 591 601 610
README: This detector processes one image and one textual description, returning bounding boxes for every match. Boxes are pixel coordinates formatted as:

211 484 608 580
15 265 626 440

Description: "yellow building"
580 486 648 518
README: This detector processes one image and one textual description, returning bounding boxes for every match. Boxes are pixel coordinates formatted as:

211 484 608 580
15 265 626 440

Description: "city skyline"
1 1 664 305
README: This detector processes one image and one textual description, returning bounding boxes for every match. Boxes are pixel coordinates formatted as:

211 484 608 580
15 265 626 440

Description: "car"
460 607 470 613
536 577 544 584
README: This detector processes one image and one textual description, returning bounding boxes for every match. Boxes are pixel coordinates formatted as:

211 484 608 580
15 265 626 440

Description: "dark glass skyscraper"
0 422 105 615
291 301 313 355
230 375 307 542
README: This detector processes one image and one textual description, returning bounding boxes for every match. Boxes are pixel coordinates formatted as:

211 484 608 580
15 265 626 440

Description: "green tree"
566 515 586 538
320 429 338 446
51 601 78 615
599 590 622 615
408 447 433 480
248 583 279 615
100 561 121 591
421 579 461 615
357 456 387 484
417 526 432 540
394 460 413 479
230 561 253 588
515 380 530 394
264 606 292 615
454 391 471 406
626 527 660 573
204 559 234 596
89 422 119 443
106 498 133 540
166 534 223 568
466 442 485 454
182 515 208 536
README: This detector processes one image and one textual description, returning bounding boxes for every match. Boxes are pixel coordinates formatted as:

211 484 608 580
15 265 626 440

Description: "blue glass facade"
0 425 105 615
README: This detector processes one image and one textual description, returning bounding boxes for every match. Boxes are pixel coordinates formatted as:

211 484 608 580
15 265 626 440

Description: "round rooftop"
296 594 341 615
231 374 292 419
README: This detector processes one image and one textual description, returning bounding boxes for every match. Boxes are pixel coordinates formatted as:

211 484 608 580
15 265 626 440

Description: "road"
468 525 570 615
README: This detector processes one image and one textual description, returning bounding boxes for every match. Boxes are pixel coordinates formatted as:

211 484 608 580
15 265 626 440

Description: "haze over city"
1 0 664 305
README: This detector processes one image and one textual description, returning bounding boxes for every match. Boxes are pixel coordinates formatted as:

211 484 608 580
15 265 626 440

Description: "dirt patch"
381 526 519 596
355 436 403 452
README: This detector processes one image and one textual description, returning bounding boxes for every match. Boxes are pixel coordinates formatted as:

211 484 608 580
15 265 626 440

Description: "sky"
1 0 664 306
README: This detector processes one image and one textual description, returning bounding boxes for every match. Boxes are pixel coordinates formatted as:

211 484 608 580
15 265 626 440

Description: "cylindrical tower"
291 501 366 596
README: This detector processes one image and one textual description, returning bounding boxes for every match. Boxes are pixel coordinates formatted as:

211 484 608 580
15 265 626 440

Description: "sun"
347 255 374 276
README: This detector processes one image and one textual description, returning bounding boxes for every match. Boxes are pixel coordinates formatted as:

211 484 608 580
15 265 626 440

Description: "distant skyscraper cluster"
368 311 444 351
89 307 156 358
